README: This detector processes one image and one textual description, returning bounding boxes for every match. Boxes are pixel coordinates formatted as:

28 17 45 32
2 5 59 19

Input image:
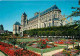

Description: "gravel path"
0 51 5 56
43 49 63 56
42 44 80 56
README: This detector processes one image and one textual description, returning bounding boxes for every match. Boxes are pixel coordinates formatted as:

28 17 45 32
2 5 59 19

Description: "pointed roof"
0 24 4 30
23 12 27 16
14 22 21 25
29 5 60 21
0 24 3 26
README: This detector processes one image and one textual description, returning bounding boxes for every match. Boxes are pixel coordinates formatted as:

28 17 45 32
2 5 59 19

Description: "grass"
0 50 8 56
26 46 66 53
17 38 36 42
75 42 80 44
42 46 65 53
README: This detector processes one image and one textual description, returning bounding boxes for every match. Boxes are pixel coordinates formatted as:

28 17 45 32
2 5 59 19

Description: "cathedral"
13 5 66 34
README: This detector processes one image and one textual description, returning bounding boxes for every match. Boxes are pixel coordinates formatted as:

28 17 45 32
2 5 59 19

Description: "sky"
0 0 80 31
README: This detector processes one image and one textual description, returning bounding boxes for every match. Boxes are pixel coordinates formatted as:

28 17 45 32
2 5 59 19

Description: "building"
13 22 21 34
0 24 4 30
0 24 4 34
13 5 66 34
0 24 12 34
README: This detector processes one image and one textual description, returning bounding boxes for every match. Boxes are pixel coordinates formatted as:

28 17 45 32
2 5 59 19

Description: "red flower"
40 39 42 41
42 42 46 44
46 38 49 41
46 45 51 48
0 42 41 56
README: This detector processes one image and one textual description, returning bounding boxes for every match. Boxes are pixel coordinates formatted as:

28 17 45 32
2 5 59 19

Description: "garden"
0 36 80 56
53 46 80 56
17 38 67 52
54 39 75 45
17 37 80 56
0 23 80 56
0 41 41 56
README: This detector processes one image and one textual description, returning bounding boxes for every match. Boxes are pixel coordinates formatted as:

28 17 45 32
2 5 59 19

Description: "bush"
28 42 33 46
37 38 49 49
23 24 80 38
15 33 19 36
74 46 80 49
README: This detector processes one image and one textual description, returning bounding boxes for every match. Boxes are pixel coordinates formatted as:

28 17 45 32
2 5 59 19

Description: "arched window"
49 23 51 27
44 23 46 27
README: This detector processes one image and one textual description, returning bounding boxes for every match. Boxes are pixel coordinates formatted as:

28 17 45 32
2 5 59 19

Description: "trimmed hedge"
23 24 80 37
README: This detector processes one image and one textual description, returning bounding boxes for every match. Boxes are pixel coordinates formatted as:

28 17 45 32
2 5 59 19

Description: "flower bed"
28 38 57 49
54 40 75 45
53 48 80 56
0 42 41 56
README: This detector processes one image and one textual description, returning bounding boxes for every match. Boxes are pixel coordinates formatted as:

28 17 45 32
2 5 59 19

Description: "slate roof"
14 22 21 25
29 5 59 21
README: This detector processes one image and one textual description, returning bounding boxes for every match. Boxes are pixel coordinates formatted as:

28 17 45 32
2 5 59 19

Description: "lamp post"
77 37 79 49
13 36 15 48
41 49 43 56
66 28 69 49
73 36 74 48
66 38 68 49
12 34 17 48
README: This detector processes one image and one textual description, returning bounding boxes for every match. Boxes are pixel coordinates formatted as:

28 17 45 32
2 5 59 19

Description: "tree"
15 33 19 36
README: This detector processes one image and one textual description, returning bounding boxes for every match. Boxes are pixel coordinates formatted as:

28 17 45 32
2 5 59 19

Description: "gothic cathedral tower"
21 12 27 27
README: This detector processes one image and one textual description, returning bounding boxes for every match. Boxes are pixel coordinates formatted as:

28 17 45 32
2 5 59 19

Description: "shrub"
37 38 49 49
74 46 80 49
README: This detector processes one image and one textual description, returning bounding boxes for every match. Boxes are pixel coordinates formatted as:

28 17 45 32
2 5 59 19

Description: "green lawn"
17 38 36 42
26 46 66 53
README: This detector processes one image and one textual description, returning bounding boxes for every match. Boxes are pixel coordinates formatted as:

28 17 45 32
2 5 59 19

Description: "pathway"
42 44 80 56
43 49 63 56
0 51 5 56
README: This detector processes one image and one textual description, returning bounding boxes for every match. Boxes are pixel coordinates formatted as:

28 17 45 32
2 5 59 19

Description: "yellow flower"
67 51 71 54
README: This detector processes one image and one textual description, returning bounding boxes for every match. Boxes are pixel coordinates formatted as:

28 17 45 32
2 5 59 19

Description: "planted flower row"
54 40 75 44
28 38 58 49
0 42 41 56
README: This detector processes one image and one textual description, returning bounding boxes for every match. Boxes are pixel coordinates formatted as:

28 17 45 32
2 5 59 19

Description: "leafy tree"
15 33 19 36
23 23 80 38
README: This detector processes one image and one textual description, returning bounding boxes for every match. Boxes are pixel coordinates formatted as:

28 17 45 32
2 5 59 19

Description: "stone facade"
13 22 21 34
13 5 66 34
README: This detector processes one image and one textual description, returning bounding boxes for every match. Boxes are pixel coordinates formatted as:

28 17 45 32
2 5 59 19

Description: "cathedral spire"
21 12 27 27
23 12 27 16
